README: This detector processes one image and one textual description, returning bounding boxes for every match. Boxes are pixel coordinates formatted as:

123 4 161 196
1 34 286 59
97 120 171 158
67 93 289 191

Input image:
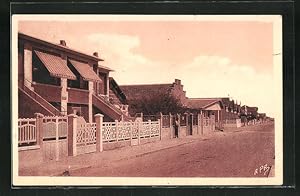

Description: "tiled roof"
119 84 172 100
187 98 222 109
34 50 76 80
69 59 102 82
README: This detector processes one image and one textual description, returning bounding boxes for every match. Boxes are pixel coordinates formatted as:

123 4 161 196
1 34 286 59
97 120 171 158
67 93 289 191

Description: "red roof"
69 59 102 82
120 84 172 101
187 98 222 109
34 50 76 80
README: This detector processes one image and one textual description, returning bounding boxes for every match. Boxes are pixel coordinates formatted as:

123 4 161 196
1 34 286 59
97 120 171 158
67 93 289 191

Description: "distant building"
120 79 188 115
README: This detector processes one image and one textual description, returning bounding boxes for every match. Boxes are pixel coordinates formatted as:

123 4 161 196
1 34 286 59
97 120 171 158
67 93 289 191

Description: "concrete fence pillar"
191 113 194 135
34 113 44 147
200 114 204 135
115 120 119 142
95 114 104 152
148 120 152 138
55 116 59 161
138 121 141 145
68 114 78 156
159 112 163 140
129 120 133 145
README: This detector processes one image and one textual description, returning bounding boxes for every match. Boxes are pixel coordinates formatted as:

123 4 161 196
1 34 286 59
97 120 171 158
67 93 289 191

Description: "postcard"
12 14 283 186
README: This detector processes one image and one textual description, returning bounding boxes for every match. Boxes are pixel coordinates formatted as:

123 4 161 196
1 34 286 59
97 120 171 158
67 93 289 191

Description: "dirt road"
71 123 275 177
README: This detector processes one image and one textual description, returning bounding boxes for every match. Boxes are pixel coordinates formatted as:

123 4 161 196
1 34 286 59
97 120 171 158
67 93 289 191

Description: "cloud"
86 33 275 117
87 33 175 84
177 55 275 117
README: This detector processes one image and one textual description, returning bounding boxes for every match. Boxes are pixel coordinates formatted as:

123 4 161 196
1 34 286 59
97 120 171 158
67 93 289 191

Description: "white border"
12 14 283 186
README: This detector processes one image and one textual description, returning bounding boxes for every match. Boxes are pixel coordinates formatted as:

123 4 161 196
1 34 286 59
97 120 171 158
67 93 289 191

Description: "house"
18 32 130 122
119 79 188 115
187 97 243 129
186 98 223 129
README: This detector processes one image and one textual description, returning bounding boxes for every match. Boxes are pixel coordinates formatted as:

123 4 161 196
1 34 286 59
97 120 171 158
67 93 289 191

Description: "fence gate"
76 117 97 155
42 116 68 161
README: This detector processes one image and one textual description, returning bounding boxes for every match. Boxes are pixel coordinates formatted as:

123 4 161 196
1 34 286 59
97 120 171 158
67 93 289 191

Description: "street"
71 123 275 177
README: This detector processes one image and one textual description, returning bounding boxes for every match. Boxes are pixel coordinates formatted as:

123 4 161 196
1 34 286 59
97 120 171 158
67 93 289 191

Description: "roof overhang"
19 32 104 62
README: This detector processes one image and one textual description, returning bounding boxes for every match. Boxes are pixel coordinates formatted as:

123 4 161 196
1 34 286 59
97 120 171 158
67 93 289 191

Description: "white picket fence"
42 116 68 139
102 120 160 143
76 116 97 155
18 118 37 145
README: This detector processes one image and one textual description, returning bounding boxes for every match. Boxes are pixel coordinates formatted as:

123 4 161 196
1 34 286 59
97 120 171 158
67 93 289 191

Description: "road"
71 123 275 177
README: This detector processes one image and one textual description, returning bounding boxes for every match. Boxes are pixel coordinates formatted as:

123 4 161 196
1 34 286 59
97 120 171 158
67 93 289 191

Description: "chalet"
119 79 188 115
186 98 223 128
187 97 243 129
18 32 130 122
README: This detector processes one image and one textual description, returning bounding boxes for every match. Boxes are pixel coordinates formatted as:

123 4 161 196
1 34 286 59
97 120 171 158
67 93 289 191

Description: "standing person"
174 114 179 138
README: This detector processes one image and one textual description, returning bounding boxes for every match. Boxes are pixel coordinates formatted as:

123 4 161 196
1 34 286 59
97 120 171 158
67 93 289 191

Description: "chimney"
60 40 66 46
174 79 181 85
93 52 99 57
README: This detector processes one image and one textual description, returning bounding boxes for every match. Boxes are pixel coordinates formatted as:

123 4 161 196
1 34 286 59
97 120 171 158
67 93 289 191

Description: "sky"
17 16 279 117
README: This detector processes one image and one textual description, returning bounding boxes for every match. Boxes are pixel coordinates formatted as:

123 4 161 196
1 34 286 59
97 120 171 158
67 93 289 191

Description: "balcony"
68 87 89 104
32 82 62 102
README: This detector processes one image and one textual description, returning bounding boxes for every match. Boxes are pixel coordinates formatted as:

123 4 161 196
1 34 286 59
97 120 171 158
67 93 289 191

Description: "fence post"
95 114 104 152
67 114 78 156
177 114 181 138
200 112 203 135
169 113 172 139
115 120 119 142
138 120 141 145
148 120 152 138
55 116 59 161
34 113 44 147
191 113 194 135
196 113 199 135
159 112 163 140
129 120 133 145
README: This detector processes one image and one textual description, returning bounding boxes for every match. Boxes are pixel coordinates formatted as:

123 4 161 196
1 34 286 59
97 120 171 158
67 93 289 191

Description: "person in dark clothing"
174 114 179 138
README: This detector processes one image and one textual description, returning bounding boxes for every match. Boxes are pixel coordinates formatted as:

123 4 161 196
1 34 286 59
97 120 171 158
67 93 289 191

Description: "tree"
128 91 186 115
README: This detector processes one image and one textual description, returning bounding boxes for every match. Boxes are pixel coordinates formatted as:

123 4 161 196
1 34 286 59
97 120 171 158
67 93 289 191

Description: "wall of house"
18 43 24 87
